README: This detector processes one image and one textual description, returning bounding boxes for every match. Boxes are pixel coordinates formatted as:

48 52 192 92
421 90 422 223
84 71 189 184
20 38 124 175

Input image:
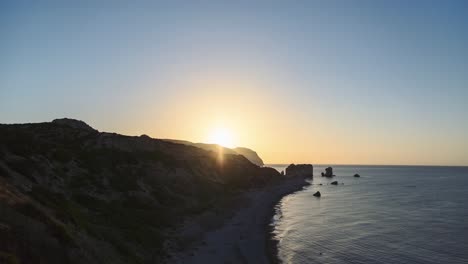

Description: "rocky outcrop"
331 181 338 185
354 174 360 177
313 191 321 197
322 167 334 177
285 164 313 177
52 118 97 132
0 119 282 264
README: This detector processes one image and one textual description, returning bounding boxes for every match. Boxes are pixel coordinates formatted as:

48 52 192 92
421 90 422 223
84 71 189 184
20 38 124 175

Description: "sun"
207 127 235 148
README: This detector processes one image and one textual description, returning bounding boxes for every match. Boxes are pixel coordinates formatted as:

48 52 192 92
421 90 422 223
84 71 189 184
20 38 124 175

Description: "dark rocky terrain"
285 164 313 177
0 119 281 264
163 140 264 166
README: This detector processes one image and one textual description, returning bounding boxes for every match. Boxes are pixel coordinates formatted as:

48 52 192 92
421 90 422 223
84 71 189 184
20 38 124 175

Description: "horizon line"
265 163 468 168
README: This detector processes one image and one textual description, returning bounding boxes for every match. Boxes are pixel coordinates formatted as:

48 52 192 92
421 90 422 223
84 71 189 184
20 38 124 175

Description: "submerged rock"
331 181 338 185
313 191 321 197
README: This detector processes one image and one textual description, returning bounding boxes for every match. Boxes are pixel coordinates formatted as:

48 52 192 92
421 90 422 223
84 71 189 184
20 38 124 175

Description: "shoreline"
265 177 311 264
167 175 310 263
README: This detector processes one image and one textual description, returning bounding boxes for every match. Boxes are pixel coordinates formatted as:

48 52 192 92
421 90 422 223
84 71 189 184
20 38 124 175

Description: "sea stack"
322 167 334 177
285 164 313 177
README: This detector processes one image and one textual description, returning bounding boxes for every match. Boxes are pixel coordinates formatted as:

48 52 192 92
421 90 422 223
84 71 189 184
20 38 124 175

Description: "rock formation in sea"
285 164 313 177
354 173 360 177
313 191 321 197
331 181 338 185
0 118 283 264
322 167 334 177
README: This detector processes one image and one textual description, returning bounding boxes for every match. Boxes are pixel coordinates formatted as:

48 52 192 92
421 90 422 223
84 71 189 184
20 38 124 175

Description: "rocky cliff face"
233 147 264 166
285 164 313 177
165 140 264 166
0 119 280 264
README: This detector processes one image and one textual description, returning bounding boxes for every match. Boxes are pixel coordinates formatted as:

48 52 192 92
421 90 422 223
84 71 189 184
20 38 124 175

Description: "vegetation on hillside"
0 120 281 263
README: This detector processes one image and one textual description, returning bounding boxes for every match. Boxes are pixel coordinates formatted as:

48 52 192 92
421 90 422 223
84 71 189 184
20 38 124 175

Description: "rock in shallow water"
313 191 321 197
321 167 335 177
331 181 338 185
354 174 360 177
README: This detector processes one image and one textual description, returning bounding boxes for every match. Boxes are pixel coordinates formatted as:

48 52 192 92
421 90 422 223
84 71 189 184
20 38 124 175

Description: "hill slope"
164 140 264 166
0 119 280 264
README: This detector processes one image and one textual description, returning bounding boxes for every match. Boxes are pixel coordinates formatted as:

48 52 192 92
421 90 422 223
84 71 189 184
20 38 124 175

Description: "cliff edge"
164 140 264 166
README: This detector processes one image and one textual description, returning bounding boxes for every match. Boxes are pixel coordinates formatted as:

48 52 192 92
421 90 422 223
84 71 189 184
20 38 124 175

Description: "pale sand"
166 176 310 264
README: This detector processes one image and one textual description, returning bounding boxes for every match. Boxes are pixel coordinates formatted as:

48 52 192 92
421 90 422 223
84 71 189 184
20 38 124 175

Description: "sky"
1 1 468 165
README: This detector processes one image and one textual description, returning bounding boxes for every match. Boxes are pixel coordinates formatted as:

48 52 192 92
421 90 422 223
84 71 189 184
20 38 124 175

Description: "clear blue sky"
1 1 467 165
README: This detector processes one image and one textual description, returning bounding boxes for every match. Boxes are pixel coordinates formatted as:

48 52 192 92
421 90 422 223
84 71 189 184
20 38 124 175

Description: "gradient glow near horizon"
1 1 468 165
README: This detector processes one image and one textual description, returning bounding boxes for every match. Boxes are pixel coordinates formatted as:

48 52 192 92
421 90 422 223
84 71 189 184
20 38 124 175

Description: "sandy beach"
167 175 310 263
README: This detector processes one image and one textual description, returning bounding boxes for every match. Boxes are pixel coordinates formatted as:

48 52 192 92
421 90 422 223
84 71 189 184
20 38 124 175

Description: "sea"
267 165 468 264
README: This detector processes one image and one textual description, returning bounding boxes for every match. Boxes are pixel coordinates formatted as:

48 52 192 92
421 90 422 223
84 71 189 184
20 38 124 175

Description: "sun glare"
207 127 235 148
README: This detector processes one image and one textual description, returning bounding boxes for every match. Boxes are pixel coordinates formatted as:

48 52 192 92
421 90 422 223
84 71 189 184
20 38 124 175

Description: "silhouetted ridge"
52 118 97 132
233 147 264 166
164 139 264 166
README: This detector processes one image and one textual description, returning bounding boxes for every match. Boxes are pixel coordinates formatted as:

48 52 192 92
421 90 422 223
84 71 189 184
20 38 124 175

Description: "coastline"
166 175 310 263
265 177 311 264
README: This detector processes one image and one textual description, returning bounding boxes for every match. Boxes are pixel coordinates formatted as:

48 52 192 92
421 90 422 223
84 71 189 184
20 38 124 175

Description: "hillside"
163 140 264 166
232 147 264 167
0 119 281 264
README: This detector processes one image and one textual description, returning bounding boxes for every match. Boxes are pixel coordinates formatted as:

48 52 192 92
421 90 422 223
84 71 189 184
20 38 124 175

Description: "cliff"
164 140 264 166
0 119 280 264
232 147 264 166
285 164 313 177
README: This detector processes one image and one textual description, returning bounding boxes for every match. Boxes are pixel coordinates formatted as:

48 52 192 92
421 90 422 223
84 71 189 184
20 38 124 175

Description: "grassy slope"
0 121 280 264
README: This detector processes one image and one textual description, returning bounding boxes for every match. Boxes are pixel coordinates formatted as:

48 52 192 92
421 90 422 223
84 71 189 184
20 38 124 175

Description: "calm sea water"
267 165 468 264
